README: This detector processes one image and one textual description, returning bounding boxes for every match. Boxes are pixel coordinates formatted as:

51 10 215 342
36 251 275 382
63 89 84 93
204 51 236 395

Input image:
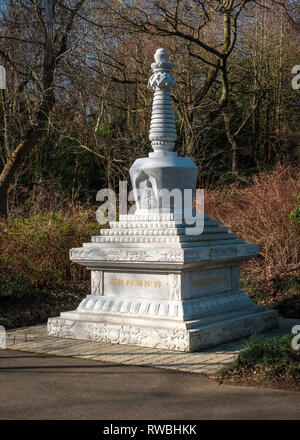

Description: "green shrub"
219 333 300 381
289 194 300 225
0 211 99 292
233 334 298 374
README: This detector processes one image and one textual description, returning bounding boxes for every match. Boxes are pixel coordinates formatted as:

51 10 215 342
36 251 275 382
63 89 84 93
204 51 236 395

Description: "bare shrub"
204 164 300 279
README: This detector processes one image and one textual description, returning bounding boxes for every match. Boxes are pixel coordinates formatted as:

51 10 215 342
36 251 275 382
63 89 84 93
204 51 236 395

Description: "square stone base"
49 220 279 352
48 308 278 352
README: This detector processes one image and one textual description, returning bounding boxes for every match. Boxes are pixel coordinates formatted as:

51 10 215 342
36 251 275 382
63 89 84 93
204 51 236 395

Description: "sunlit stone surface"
48 49 278 351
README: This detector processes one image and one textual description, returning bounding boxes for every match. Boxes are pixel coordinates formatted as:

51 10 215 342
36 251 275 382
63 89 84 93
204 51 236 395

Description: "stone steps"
119 213 211 222
100 226 229 237
84 239 245 249
109 220 219 229
91 233 240 244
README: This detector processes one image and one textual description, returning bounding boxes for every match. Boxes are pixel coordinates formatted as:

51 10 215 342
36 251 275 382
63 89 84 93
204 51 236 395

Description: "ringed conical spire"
148 48 177 157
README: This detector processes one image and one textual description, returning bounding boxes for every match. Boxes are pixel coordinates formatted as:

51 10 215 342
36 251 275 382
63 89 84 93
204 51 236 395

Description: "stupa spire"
147 48 177 157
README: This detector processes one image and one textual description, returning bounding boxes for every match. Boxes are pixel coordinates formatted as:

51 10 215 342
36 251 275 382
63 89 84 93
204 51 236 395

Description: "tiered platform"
48 213 278 352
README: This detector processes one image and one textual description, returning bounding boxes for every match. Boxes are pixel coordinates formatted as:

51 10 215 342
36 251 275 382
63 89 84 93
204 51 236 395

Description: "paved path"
4 318 300 374
1 348 300 420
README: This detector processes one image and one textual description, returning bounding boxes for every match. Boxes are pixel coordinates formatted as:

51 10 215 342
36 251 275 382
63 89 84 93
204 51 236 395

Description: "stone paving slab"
5 318 299 375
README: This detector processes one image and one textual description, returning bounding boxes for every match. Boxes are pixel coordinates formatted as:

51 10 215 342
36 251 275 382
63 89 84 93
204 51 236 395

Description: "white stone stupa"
48 49 278 351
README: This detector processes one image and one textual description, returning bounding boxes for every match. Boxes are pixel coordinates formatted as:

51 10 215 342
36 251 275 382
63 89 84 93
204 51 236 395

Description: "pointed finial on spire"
147 49 177 157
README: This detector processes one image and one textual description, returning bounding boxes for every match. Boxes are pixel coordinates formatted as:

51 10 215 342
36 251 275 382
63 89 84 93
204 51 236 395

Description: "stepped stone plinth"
48 49 278 351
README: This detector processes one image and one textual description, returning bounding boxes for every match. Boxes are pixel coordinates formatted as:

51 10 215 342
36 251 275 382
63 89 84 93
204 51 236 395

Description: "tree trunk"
252 104 260 164
223 111 238 174
0 182 8 217
0 0 84 217
0 121 48 217
231 138 238 174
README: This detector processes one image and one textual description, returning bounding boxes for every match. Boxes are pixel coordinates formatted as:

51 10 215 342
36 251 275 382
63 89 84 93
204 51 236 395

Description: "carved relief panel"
91 271 103 295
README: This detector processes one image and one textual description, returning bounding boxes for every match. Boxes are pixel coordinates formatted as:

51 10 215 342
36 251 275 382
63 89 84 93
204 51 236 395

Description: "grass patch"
214 334 300 391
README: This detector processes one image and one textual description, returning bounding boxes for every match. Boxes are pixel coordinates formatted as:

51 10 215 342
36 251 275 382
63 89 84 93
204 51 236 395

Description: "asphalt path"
0 349 299 420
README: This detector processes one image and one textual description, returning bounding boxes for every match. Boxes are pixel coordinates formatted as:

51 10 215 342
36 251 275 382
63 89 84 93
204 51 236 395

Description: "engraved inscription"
192 276 227 288
104 272 169 299
109 278 163 289
188 268 232 299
